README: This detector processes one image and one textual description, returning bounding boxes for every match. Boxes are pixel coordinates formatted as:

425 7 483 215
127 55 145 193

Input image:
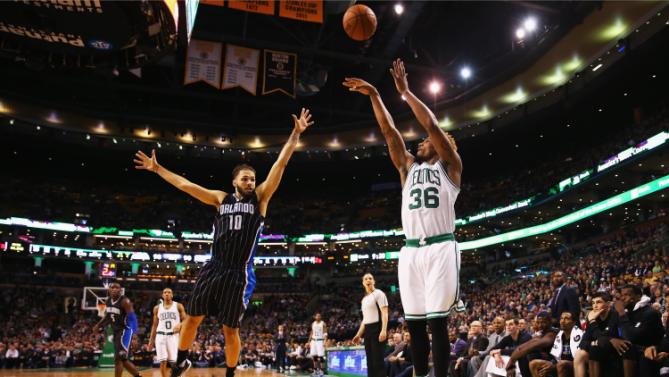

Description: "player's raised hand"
342 77 378 96
389 58 409 94
292 108 314 134
134 149 158 173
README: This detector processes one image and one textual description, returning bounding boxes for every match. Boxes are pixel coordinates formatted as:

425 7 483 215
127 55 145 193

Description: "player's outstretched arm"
343 77 414 185
390 59 463 186
134 149 225 207
256 108 313 206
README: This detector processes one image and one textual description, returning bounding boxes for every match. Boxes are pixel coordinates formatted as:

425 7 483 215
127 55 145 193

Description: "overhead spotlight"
523 17 537 32
460 66 472 80
86 134 91 140
515 27 526 40
113 138 118 144
9 119 14 125
592 63 603 71
394 3 404 15
428 81 442 94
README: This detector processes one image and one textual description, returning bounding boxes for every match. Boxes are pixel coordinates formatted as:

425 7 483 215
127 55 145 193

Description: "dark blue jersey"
211 192 264 267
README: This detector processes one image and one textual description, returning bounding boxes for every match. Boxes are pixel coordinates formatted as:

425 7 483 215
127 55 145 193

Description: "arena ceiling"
0 1 667 152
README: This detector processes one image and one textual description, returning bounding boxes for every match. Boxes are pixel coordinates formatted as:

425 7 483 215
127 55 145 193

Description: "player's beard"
236 186 254 199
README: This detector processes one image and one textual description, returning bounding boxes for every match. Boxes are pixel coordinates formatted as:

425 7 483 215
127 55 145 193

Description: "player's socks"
176 350 189 366
226 366 235 377
407 319 430 376
427 317 450 377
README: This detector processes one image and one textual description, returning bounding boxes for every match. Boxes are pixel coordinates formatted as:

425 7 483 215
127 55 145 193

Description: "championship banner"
222 44 260 95
199 0 224 6
228 0 275 15
279 0 323 23
262 50 297 98
184 39 223 88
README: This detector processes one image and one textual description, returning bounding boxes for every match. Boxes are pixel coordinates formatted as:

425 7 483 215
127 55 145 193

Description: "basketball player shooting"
148 288 187 377
343 59 464 377
133 108 314 377
92 282 142 377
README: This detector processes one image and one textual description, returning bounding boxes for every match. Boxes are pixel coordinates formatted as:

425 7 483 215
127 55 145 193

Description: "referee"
352 273 389 377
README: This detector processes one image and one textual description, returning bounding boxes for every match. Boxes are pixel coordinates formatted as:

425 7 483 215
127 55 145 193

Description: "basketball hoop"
97 302 107 318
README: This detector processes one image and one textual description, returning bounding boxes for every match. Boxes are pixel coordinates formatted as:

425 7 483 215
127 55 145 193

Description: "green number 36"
408 187 440 209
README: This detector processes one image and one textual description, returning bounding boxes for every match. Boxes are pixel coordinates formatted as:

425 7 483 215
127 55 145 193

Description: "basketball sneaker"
170 359 191 377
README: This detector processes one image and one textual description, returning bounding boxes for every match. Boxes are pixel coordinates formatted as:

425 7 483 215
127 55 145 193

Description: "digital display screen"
100 262 117 278
327 347 367 376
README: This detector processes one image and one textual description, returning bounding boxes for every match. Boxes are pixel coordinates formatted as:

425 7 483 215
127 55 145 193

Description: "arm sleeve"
126 312 138 332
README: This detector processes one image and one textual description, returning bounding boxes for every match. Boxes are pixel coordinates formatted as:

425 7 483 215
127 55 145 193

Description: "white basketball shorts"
310 339 325 357
155 333 179 363
398 240 464 320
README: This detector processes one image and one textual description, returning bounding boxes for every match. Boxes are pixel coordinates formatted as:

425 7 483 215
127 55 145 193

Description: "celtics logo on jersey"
408 167 441 210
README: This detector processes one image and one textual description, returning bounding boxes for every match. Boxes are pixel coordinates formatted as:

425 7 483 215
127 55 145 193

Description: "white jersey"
157 301 181 333
401 160 459 239
311 321 325 340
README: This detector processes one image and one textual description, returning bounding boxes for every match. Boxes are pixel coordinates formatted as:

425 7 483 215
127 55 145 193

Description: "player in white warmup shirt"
149 288 187 377
343 58 464 377
309 313 327 375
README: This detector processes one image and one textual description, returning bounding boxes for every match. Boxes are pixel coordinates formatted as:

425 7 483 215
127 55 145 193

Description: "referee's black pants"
364 322 386 377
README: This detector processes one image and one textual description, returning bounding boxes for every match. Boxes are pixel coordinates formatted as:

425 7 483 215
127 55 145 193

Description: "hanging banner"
184 39 223 88
279 0 323 23
222 44 260 95
228 0 275 15
262 49 297 98
199 0 224 6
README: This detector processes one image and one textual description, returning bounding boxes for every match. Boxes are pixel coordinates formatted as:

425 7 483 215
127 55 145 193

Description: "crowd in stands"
2 102 667 240
0 212 667 376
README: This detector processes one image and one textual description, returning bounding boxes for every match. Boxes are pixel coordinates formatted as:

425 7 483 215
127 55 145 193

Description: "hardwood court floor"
0 368 285 377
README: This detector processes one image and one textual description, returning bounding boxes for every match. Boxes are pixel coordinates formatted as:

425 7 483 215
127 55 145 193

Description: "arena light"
95 122 108 134
249 137 264 148
523 17 538 32
541 67 566 85
515 27 526 40
394 3 404 15
460 66 472 80
429 80 442 94
0 101 11 114
471 105 491 119
501 87 527 104
46 112 62 124
459 173 669 250
598 18 627 41
328 137 341 148
439 116 453 129
592 63 603 72
562 55 582 72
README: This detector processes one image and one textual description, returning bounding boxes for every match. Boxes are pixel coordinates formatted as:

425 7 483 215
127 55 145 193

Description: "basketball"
343 4 377 41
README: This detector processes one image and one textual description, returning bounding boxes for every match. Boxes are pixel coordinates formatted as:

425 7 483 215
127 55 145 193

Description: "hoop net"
96 302 107 318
